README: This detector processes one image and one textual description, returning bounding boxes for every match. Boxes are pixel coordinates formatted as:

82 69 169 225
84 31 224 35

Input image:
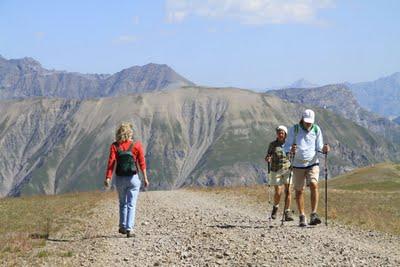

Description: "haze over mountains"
287 79 319 89
1 55 400 197
348 72 400 118
281 73 400 120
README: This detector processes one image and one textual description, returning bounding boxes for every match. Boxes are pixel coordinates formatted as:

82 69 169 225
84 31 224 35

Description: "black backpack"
115 142 137 176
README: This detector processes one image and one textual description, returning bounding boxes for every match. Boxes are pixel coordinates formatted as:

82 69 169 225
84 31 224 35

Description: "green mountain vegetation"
328 162 400 191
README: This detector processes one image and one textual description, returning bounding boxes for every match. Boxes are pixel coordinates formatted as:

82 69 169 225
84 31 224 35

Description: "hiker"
265 125 294 221
104 122 149 237
285 109 330 227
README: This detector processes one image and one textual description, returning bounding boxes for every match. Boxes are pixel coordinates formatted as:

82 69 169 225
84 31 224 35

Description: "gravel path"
41 189 399 266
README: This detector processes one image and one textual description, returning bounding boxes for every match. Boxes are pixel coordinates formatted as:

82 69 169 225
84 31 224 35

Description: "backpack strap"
113 142 122 153
312 124 319 135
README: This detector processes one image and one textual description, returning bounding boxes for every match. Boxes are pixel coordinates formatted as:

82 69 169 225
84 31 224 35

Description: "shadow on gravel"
282 225 317 229
46 235 127 242
209 223 317 230
209 224 271 229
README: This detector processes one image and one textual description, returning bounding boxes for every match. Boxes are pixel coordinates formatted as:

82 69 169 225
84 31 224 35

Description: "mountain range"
274 73 400 120
268 84 400 144
1 87 400 197
348 72 400 118
1 55 400 197
0 55 194 99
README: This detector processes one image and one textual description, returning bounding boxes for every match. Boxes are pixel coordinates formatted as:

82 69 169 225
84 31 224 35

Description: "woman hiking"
104 122 149 237
265 125 294 221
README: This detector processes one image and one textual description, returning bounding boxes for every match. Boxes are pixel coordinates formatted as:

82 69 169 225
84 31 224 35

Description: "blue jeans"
115 174 141 231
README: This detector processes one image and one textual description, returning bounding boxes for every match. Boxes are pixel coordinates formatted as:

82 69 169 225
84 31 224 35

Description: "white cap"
276 125 288 134
302 109 315 123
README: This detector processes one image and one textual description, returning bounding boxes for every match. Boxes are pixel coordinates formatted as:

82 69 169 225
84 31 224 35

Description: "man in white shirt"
285 109 330 227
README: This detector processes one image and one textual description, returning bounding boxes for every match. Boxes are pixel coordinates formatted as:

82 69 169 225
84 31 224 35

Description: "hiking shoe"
284 210 294 221
271 206 278 219
299 215 307 227
309 213 322 225
118 227 127 234
126 230 135 238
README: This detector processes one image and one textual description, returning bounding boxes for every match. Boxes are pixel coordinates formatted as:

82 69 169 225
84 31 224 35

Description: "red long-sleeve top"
105 140 146 179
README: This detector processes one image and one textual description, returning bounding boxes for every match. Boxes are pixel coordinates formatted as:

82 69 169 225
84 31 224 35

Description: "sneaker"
271 206 278 219
126 230 135 238
309 213 322 225
299 215 307 227
284 210 294 221
118 227 127 234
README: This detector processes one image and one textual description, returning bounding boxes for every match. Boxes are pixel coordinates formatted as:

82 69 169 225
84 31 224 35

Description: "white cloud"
166 0 335 25
113 35 138 45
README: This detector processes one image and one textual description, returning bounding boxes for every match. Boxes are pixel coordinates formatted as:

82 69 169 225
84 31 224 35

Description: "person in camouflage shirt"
265 125 294 221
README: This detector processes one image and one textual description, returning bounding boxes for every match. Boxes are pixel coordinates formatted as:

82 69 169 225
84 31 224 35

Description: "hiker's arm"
265 143 273 162
136 142 149 187
141 169 149 187
322 144 330 154
316 128 324 153
284 127 294 154
105 144 117 181
104 144 116 187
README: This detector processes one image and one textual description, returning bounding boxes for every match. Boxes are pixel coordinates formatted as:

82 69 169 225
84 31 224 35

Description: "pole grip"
325 153 328 226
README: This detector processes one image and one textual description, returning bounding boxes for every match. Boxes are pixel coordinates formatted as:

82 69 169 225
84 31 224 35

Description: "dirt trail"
41 190 399 266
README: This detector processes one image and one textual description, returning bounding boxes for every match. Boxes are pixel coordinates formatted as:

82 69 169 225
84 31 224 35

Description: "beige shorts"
269 169 293 186
293 165 320 191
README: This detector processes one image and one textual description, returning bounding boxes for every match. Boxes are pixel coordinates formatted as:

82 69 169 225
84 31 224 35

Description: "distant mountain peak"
0 56 195 99
389 72 400 82
348 71 400 117
288 78 319 89
10 56 43 68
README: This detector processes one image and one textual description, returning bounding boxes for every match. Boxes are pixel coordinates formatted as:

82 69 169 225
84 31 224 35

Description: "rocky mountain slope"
348 72 400 118
268 84 400 144
1 87 399 197
0 55 194 99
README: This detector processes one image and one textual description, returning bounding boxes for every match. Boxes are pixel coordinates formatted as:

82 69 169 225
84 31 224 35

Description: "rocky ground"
21 189 400 266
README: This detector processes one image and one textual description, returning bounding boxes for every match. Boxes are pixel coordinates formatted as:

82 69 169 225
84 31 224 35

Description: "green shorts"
269 169 292 186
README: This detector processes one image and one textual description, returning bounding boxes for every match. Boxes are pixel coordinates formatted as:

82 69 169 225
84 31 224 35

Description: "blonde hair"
115 122 134 142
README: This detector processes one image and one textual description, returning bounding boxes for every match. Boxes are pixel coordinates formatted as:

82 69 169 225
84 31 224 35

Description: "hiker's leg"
125 174 141 231
274 185 282 206
310 182 319 213
283 170 292 210
270 172 281 206
293 168 306 215
116 177 128 229
296 189 304 215
309 166 320 213
284 183 292 210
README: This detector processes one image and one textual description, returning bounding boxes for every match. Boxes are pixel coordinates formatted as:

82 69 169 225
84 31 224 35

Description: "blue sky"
1 0 399 89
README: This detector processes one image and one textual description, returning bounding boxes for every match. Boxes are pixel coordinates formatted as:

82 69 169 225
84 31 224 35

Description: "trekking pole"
267 161 272 206
324 148 328 226
281 150 295 226
267 160 273 225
